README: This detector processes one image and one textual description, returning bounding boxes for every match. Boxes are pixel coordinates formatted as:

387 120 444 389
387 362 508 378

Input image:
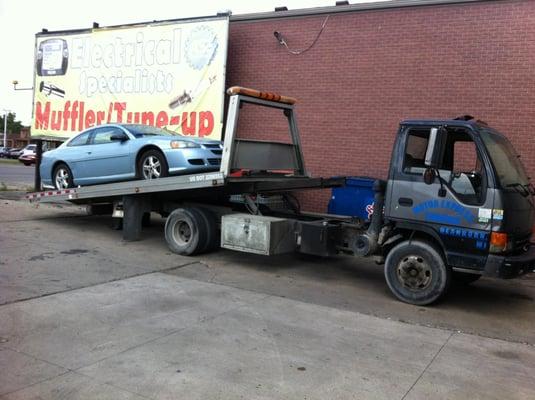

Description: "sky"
0 0 387 126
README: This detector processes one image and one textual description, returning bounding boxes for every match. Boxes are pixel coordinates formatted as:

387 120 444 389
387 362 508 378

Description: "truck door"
386 126 494 269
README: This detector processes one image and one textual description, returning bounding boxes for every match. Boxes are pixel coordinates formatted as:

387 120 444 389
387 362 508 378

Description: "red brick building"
226 0 534 210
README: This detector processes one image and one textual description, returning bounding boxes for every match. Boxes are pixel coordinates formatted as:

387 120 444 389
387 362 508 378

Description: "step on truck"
28 86 535 305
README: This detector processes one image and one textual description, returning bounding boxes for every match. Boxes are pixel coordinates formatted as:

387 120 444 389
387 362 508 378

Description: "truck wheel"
196 207 219 253
53 163 74 190
137 150 169 180
165 208 208 255
452 271 481 285
384 240 451 305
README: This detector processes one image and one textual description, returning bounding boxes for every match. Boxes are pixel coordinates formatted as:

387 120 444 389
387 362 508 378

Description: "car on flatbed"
40 124 223 190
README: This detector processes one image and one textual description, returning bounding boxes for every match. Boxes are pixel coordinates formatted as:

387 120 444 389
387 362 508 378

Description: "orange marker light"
226 86 297 105
490 232 508 253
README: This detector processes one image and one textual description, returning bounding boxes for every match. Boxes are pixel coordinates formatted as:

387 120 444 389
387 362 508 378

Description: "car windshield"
480 129 530 188
126 124 181 138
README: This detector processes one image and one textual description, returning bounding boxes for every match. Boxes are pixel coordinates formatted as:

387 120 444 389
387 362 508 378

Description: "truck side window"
403 130 429 173
442 130 486 205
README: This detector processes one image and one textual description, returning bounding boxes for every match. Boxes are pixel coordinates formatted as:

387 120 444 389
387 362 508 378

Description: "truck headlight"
170 140 200 149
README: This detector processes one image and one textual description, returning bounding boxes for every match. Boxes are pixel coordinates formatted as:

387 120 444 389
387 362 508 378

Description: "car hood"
138 135 222 145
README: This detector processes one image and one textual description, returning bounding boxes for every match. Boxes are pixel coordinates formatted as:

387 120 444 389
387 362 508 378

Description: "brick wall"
226 0 535 211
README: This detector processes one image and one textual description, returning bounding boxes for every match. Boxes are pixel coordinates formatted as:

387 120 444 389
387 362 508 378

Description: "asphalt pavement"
0 162 35 189
0 199 534 399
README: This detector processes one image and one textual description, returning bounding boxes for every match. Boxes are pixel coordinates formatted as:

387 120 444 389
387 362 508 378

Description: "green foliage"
0 112 23 134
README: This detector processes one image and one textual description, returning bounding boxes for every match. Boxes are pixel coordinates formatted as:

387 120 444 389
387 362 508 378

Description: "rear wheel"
384 240 451 305
53 163 74 190
196 207 219 253
165 208 208 255
137 150 168 180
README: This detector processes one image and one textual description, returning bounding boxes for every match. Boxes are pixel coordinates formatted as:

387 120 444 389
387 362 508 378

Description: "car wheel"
53 163 74 190
384 240 451 305
137 150 169 180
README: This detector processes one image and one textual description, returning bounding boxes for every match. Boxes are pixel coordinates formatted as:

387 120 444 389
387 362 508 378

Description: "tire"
196 207 219 253
452 271 481 285
137 150 169 180
384 240 451 305
165 208 208 255
52 163 74 190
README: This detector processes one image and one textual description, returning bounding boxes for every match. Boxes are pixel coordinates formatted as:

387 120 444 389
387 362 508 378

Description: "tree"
0 112 23 134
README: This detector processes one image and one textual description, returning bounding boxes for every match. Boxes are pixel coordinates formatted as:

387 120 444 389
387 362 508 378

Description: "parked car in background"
18 144 37 166
8 148 23 159
19 153 36 166
40 124 223 189
0 147 11 158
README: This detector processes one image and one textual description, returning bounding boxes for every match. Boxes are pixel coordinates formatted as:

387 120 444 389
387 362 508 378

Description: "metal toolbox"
221 213 296 255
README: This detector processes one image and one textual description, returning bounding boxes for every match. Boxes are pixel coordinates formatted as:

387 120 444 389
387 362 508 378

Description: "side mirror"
423 168 436 185
110 133 128 142
424 127 446 168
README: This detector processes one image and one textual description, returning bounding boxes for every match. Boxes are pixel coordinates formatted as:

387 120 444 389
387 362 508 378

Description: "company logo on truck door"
412 199 476 225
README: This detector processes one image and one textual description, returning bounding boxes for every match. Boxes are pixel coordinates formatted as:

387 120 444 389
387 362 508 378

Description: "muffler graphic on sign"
39 81 65 98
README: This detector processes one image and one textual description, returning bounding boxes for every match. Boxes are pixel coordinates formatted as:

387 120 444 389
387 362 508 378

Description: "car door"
63 130 93 181
77 126 133 184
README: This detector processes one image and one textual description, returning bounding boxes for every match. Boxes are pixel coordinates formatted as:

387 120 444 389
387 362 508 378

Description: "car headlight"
170 140 200 149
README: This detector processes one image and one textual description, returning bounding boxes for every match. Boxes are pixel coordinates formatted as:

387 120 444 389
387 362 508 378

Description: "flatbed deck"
26 172 344 204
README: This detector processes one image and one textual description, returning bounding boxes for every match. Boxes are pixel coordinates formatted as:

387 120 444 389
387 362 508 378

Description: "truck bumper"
484 245 535 278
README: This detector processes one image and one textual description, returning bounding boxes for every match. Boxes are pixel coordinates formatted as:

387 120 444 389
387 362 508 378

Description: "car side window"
68 131 91 147
91 127 123 144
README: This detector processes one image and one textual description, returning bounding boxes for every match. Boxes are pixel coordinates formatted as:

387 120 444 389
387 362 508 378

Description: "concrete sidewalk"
1 272 533 400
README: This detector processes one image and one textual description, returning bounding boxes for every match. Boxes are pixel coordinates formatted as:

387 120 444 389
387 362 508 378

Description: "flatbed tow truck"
27 87 535 305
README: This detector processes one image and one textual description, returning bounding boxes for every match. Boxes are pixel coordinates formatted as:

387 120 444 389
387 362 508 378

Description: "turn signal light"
489 232 508 253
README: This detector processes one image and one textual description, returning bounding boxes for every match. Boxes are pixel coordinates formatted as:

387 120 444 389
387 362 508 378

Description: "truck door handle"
398 197 413 207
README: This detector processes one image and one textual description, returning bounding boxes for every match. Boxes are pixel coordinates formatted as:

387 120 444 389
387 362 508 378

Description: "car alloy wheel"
55 168 70 189
142 155 162 179
138 150 168 180
53 163 74 190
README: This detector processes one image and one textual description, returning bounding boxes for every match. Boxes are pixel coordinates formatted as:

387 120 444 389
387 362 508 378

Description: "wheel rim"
396 255 432 291
55 168 70 189
142 156 161 179
172 221 192 246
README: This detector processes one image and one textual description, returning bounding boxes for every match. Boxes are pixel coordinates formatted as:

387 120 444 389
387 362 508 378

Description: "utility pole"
2 109 11 147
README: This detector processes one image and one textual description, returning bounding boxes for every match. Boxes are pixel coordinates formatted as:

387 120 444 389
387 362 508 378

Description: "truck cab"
382 117 535 304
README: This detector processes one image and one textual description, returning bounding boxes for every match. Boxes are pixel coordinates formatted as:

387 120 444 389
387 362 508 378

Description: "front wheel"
52 163 74 190
137 150 169 180
384 240 451 305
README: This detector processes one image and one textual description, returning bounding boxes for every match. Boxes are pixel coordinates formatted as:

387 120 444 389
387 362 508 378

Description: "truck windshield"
480 130 530 188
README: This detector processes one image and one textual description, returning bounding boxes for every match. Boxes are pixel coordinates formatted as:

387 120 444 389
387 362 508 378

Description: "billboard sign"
32 16 229 140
